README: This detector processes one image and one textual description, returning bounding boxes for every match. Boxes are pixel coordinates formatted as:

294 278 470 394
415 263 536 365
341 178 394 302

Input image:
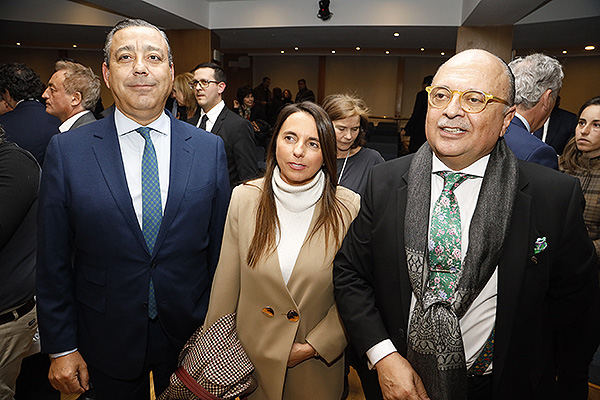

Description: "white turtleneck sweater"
273 167 325 284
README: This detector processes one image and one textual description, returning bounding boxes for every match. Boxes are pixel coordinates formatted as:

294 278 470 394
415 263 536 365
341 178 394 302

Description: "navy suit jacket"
334 146 598 398
533 107 577 155
37 112 231 379
504 117 558 170
0 99 60 165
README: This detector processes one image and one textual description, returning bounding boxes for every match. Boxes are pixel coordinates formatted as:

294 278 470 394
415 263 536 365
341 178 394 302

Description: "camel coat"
204 178 360 400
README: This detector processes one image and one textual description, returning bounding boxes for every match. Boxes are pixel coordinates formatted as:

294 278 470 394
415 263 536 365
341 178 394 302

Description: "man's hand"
287 342 316 367
375 352 429 400
48 351 89 395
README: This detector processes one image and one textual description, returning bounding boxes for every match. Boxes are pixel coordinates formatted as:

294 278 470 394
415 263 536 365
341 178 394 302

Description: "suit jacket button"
151 263 157 269
531 256 538 264
287 310 299 322
261 307 274 317
142 302 148 309
398 329 405 340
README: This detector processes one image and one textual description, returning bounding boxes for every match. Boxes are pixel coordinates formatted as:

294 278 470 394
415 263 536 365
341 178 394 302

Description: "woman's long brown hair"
246 102 351 268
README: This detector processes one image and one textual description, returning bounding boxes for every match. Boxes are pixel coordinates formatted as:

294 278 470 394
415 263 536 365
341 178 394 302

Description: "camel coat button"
261 307 274 317
287 310 299 322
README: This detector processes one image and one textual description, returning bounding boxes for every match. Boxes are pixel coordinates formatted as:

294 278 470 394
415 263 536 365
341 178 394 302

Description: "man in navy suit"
533 98 578 155
36 19 230 399
503 53 562 170
0 63 60 165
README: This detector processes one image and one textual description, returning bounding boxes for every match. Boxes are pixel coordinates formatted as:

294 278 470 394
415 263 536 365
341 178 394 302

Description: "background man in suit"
334 49 598 400
295 78 315 103
191 62 258 188
36 19 230 399
533 96 578 155
0 63 60 165
503 53 562 170
42 60 101 131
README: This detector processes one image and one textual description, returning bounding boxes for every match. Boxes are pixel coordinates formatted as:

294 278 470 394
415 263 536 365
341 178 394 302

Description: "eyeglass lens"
429 87 487 113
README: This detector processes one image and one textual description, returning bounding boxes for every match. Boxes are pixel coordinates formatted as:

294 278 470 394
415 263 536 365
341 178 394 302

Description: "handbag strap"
175 366 221 400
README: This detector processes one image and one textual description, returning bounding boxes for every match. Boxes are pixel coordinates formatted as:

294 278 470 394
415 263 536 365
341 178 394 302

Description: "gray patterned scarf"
404 138 519 400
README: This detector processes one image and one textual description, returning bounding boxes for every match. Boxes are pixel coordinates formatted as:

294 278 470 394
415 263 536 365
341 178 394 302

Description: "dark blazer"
190 106 259 188
334 149 598 399
533 107 577 155
0 99 60 165
504 117 558 170
36 112 231 379
70 111 97 130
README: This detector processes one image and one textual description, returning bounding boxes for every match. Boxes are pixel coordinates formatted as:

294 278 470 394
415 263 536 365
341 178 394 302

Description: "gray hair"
103 19 173 68
509 53 564 109
55 60 101 111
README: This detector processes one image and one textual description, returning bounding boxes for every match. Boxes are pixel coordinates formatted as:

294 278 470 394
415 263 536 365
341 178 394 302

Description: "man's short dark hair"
0 63 44 101
298 78 306 85
192 62 227 85
262 76 270 83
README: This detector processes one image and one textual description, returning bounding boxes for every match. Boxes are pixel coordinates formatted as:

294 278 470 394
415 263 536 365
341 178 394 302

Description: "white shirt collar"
514 112 531 132
59 110 91 133
114 108 170 137
432 153 489 178
199 100 225 124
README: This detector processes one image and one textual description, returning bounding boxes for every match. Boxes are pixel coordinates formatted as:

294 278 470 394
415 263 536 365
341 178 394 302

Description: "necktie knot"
436 171 476 194
137 126 152 140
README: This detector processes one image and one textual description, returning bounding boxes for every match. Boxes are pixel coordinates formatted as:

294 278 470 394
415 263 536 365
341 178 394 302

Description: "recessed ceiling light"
585 45 595 51
280 50 285 54
294 46 299 51
441 51 446 56
420 48 425 52
72 44 77 48
356 46 361 51
16 42 21 46
385 50 390 55
331 49 336 54
562 50 567 54
394 32 400 37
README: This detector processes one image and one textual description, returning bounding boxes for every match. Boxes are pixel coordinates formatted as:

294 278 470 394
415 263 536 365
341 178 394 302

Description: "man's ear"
102 63 111 89
71 91 83 107
217 82 226 96
541 89 553 111
499 105 517 137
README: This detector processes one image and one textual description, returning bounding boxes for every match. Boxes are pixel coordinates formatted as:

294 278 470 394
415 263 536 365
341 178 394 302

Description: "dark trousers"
87 317 180 400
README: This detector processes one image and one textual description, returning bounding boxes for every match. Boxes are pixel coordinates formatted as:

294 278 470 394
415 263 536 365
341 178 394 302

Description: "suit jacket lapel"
91 118 148 252
493 170 535 388
210 107 227 135
153 118 194 255
397 170 413 326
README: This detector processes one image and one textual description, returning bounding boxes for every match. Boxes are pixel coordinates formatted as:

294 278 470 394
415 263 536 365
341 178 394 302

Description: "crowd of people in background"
1 17 600 400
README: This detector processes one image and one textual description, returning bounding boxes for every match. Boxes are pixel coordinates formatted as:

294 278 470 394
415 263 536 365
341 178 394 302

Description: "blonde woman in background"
172 72 199 123
203 102 360 399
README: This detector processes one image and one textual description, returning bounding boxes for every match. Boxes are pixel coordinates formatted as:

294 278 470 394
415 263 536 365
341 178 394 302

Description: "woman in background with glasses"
203 102 360 399
323 93 384 197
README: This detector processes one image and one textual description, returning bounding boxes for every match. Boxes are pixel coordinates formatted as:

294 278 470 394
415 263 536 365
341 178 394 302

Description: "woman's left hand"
287 343 316 367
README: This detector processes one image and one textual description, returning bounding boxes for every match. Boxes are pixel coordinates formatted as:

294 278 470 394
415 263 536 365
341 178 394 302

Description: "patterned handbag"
158 313 257 400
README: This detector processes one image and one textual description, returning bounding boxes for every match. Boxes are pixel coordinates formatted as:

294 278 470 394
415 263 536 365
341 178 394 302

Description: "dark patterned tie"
427 171 475 301
137 127 162 319
199 114 208 130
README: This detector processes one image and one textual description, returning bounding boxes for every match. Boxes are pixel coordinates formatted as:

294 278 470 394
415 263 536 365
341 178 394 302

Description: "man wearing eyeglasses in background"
190 62 258 188
334 49 598 400
502 53 562 170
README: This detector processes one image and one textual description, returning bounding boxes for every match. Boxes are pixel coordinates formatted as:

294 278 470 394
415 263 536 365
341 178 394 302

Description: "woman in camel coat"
204 102 360 400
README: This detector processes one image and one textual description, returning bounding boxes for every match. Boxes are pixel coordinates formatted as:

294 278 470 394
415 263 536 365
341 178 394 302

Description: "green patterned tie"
427 171 474 301
138 127 162 319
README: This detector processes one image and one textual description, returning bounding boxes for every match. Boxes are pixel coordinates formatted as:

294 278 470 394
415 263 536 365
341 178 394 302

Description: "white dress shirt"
196 100 225 132
58 110 92 133
115 108 171 227
366 154 497 374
